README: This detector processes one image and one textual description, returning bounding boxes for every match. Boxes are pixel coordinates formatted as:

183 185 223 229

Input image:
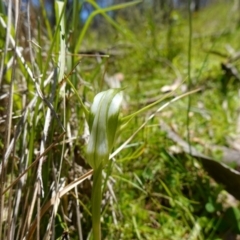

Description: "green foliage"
1 0 240 239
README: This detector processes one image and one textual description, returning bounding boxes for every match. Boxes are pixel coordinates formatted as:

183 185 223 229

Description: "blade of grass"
39 0 53 40
42 1 67 237
0 5 11 238
25 169 93 240
112 89 200 159
1 0 21 238
2 132 65 195
186 0 193 155
74 0 141 52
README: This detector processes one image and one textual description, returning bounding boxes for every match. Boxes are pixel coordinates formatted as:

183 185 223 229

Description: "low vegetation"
0 0 240 239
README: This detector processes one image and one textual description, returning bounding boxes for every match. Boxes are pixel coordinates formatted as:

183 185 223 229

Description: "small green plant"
1 0 240 239
67 85 198 239
86 89 123 240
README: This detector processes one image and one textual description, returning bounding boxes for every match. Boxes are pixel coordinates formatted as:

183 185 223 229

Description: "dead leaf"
160 121 240 200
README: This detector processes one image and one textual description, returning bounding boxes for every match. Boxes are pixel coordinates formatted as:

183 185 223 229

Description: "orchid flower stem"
91 163 103 240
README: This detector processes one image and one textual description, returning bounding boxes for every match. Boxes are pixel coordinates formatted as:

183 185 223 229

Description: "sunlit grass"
0 0 240 239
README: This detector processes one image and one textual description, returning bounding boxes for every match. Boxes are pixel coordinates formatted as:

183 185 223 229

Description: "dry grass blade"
25 170 93 240
37 69 58 198
0 15 64 131
41 2 68 238
2 132 66 195
0 1 18 238
0 95 37 175
74 185 83 240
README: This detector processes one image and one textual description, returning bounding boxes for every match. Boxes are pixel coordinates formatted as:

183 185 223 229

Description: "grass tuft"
1 1 240 239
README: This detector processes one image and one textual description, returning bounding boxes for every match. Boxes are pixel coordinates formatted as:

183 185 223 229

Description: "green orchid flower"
86 88 123 170
85 88 123 240
66 77 197 240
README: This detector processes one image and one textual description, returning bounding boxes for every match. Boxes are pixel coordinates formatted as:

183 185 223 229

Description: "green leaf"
86 89 123 169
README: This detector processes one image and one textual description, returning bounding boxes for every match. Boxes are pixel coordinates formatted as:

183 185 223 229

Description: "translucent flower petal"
86 89 122 169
